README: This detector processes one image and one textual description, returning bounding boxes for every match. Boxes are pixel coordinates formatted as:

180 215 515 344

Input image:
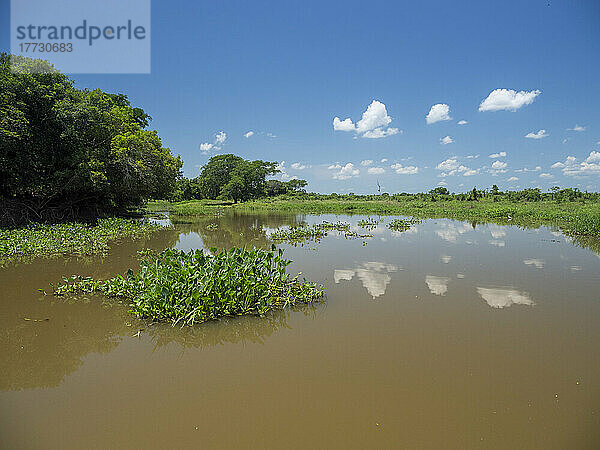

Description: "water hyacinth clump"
270 221 351 244
387 218 421 232
53 246 324 326
0 218 161 265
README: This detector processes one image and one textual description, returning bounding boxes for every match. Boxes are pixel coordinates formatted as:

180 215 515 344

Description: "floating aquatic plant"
53 246 324 326
387 218 421 232
0 218 161 266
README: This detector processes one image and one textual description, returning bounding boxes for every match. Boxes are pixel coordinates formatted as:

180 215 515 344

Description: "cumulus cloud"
290 162 309 170
215 131 227 145
200 131 227 153
463 169 479 176
489 151 507 158
525 129 549 139
551 151 600 176
381 158 388 163
567 124 586 132
491 161 507 170
244 131 254 138
440 135 454 145
478 88 541 112
333 117 356 132
515 166 541 173
330 163 360 180
363 127 400 139
426 103 452 124
367 167 385 175
360 159 373 166
390 163 418 174
507 176 519 182
539 173 553 179
333 100 400 139
457 120 468 125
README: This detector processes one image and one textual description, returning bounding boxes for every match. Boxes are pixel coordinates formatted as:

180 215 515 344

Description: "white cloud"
266 132 277 138
515 166 541 173
333 100 399 139
457 120 468 125
426 103 452 124
328 164 342 170
381 158 388 163
478 88 541 112
551 151 600 176
436 158 473 176
567 124 586 132
368 167 385 175
331 163 360 180
333 117 356 132
489 151 507 158
440 135 454 145
200 131 227 153
244 131 254 138
466 154 479 159
290 162 309 170
539 173 553 179
391 163 418 175
215 131 227 145
507 176 519 182
437 181 447 186
360 159 373 166
363 127 400 139
525 129 549 139
491 161 507 170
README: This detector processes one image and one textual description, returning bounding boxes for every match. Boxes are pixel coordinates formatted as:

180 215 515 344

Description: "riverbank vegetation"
149 187 600 237
0 218 161 265
53 246 324 326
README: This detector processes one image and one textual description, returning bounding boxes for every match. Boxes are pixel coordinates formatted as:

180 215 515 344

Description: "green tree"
0 53 182 223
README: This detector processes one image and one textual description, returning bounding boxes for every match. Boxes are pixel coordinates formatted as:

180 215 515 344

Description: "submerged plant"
53 246 324 326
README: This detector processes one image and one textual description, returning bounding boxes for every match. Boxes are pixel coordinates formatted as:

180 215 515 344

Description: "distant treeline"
0 54 182 225
171 153 307 203
252 185 600 203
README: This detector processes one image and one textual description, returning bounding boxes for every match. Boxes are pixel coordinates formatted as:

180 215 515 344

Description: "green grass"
148 198 600 237
53 246 324 326
0 218 161 265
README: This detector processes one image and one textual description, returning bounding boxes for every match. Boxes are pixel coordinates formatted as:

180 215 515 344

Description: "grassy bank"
0 218 161 265
148 198 600 237
53 246 323 326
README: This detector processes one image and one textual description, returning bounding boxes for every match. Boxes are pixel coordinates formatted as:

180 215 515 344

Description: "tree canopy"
0 53 182 224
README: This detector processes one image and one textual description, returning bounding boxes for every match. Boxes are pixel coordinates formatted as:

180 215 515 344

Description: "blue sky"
2 0 600 193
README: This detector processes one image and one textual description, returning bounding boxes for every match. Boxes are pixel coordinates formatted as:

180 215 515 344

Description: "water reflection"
147 303 323 350
172 212 301 251
425 275 450 296
476 287 534 308
334 262 398 298
523 258 545 269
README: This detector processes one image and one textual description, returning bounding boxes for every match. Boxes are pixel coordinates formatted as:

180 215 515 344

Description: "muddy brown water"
1 213 599 449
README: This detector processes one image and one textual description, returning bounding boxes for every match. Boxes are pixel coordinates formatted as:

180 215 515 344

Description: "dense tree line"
172 154 308 202
0 54 182 225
